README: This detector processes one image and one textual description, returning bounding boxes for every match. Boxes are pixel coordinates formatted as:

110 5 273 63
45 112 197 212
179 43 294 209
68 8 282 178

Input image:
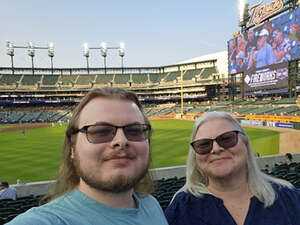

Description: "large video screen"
228 7 300 75
244 62 289 95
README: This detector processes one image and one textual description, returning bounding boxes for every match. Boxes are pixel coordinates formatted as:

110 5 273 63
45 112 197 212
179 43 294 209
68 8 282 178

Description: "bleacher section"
149 73 165 83
42 75 59 85
0 74 22 85
0 110 71 124
75 75 96 86
59 75 78 85
199 67 217 79
20 75 41 86
183 69 201 81
131 73 148 84
0 67 218 90
113 73 130 85
164 71 181 83
95 74 114 85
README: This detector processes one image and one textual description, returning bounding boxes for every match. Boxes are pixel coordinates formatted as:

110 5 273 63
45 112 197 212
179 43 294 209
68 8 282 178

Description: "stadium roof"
177 51 228 75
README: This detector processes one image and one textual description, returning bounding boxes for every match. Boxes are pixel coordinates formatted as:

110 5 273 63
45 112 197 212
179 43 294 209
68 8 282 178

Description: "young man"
8 87 168 225
0 181 17 200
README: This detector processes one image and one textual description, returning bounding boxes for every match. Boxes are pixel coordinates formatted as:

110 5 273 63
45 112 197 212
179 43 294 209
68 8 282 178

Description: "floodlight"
119 42 125 57
28 42 35 57
7 41 14 56
238 0 245 24
48 42 54 57
83 43 89 57
100 42 107 57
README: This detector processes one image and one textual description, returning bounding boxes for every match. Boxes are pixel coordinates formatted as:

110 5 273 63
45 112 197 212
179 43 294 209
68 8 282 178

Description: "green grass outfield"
0 120 279 184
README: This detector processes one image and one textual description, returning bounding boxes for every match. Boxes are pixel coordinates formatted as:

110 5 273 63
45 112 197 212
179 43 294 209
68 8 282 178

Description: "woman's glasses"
190 130 242 155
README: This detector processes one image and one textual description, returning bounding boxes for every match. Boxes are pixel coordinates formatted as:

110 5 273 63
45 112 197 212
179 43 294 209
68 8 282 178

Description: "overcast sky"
1 0 269 68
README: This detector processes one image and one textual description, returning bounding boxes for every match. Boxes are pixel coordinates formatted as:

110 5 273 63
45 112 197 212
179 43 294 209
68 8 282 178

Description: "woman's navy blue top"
165 185 300 225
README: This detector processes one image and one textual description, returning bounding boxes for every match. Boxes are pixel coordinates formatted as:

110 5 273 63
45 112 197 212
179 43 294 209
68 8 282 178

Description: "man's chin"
89 175 137 193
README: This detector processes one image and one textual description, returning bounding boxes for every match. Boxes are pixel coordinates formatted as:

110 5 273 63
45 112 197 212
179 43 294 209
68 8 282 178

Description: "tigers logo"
246 0 284 27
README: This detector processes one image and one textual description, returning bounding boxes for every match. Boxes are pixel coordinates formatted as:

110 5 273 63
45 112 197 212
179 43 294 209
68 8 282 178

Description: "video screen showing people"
228 7 300 75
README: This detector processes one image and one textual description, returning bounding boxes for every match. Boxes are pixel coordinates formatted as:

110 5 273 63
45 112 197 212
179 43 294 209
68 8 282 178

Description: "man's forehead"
79 97 143 124
84 97 138 109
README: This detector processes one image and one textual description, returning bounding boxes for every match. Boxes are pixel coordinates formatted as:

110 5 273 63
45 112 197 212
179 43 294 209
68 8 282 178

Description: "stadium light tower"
87 42 125 74
48 42 54 75
83 43 90 74
28 42 35 75
6 42 15 75
238 0 249 33
119 42 125 74
100 42 107 74
238 0 246 26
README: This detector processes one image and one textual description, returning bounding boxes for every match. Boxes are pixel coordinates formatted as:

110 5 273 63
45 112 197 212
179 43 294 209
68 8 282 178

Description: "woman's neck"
207 174 252 200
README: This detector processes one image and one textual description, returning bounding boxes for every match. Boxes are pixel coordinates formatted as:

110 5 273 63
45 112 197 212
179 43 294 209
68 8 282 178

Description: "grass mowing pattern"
1 124 66 184
1 121 279 184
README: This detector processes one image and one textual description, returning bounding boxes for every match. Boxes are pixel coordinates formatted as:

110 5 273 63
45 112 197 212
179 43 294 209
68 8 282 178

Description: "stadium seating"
114 73 130 85
42 75 59 85
183 69 201 81
20 75 42 86
2 161 300 221
94 74 114 85
75 75 96 85
131 73 149 84
164 71 181 83
0 195 40 223
149 73 165 83
199 67 217 79
0 74 22 85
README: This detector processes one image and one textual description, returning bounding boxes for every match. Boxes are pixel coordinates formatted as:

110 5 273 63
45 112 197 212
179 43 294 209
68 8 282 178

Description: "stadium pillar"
180 69 184 117
31 56 34 75
10 55 14 75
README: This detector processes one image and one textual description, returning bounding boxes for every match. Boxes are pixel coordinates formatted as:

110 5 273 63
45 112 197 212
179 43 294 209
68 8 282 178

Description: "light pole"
100 42 107 74
119 42 125 74
88 42 125 74
48 42 54 75
6 41 54 74
83 43 90 74
28 42 35 75
6 42 14 75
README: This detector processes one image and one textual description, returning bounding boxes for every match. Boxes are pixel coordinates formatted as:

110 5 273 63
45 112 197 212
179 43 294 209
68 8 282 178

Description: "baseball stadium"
1 0 300 223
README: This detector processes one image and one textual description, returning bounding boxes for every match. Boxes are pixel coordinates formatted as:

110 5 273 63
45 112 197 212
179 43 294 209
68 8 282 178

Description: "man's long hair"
44 87 154 203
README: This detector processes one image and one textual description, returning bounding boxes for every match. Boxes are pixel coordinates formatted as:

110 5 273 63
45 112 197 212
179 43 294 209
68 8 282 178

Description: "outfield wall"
12 153 300 198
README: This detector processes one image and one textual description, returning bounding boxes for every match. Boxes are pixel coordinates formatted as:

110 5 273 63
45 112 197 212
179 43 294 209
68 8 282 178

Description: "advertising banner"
240 120 264 126
244 62 289 93
275 122 293 128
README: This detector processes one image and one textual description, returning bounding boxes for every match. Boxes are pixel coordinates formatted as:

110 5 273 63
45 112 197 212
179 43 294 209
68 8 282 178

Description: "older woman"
165 111 300 225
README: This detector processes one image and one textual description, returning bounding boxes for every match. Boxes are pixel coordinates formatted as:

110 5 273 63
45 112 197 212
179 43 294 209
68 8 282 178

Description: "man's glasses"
190 130 242 155
74 123 151 144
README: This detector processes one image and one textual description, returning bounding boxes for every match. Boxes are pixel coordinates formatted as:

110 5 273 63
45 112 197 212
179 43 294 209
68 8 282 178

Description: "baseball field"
0 119 279 184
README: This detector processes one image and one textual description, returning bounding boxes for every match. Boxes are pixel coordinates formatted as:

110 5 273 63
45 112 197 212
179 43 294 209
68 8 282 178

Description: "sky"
1 0 269 69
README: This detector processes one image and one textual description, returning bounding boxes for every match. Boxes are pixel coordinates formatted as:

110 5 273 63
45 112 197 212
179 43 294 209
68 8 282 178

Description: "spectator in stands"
165 111 300 225
284 153 293 165
0 181 17 200
275 153 294 166
8 87 168 225
271 28 291 63
254 28 276 68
